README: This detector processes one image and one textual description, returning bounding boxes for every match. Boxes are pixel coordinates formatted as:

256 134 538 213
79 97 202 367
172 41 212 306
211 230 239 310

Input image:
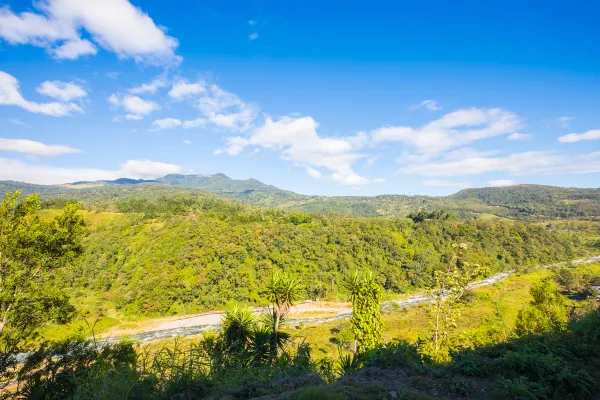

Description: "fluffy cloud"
52 38 97 59
222 116 375 186
403 150 600 177
0 71 83 116
488 179 516 187
0 0 179 63
372 108 522 155
151 118 181 130
0 157 184 184
249 33 259 40
410 99 442 111
170 79 258 132
108 93 159 119
0 138 81 156
423 179 470 188
168 79 206 99
558 129 600 143
37 80 87 102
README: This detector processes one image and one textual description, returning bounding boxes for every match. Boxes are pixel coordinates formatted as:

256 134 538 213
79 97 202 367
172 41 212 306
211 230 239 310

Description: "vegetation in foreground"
1 190 600 399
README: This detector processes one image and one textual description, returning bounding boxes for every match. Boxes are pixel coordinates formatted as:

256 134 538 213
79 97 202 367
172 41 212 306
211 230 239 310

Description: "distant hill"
154 173 304 206
450 185 600 218
0 176 598 220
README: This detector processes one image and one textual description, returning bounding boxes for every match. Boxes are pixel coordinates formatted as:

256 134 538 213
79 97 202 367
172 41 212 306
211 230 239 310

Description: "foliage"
265 270 303 362
515 278 568 335
418 244 485 363
344 271 383 354
0 191 86 350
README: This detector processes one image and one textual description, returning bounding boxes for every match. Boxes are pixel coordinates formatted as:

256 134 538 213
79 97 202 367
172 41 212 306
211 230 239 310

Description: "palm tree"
222 305 256 355
265 270 302 363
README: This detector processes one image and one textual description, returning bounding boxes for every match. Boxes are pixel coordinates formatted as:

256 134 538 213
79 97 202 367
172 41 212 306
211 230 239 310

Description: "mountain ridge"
1 175 599 220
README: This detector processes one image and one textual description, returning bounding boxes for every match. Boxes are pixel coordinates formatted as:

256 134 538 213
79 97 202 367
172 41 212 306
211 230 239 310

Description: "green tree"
0 191 86 349
515 278 568 335
265 270 302 362
419 243 485 363
222 305 256 355
343 270 383 354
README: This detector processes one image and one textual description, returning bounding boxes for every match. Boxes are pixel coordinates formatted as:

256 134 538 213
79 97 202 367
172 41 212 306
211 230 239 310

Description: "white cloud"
306 167 322 179
222 115 376 186
0 157 184 184
403 150 600 177
248 20 256 26
410 99 442 111
0 71 83 116
168 79 206 99
130 76 167 94
37 80 87 102
171 79 258 132
183 139 192 145
0 138 81 156
508 132 532 140
488 179 516 187
556 116 574 128
182 118 207 129
372 108 522 155
423 179 470 188
151 118 181 130
108 93 159 119
0 0 179 64
51 38 97 59
558 129 600 143
249 33 258 40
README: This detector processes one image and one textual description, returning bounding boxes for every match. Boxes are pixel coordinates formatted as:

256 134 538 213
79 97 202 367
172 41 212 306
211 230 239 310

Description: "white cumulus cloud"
37 80 87 102
0 71 83 116
151 118 181 130
108 93 159 120
221 115 376 186
372 108 522 155
558 129 600 143
0 138 81 156
0 0 179 64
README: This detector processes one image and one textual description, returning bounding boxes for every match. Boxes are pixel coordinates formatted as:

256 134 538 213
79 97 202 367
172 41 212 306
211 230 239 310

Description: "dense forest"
53 192 593 317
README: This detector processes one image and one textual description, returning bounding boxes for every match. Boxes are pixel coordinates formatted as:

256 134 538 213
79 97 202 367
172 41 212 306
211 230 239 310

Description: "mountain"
154 173 304 206
0 175 599 220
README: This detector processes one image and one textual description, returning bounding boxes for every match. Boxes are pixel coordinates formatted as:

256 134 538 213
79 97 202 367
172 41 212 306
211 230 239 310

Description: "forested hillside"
52 193 594 317
2 176 599 220
450 184 600 219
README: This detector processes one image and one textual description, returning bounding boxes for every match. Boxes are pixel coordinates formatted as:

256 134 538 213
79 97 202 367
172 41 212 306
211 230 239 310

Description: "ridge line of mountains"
1 173 599 220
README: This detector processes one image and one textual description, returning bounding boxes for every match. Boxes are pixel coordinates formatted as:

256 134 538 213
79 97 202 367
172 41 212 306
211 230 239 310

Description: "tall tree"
0 191 86 349
265 270 302 363
344 270 383 354
515 278 568 335
419 243 485 363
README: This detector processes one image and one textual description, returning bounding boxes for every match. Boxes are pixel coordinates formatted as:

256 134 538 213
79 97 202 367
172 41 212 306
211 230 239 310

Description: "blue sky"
0 0 599 196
